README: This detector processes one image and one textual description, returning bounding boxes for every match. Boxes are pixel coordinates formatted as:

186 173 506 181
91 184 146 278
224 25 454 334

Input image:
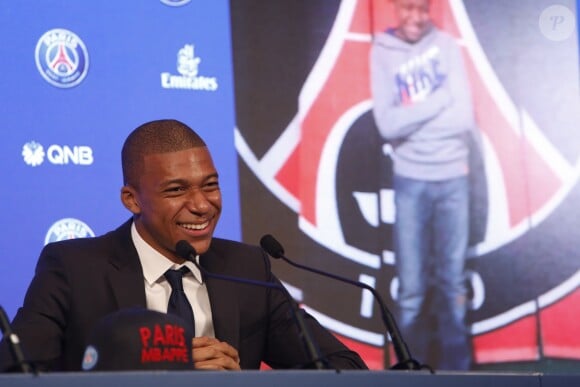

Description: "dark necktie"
164 267 195 336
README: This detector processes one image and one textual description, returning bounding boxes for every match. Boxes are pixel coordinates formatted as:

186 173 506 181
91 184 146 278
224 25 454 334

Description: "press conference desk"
0 370 578 387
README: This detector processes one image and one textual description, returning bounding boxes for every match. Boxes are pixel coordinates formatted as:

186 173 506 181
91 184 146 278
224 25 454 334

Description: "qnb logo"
22 141 94 166
160 44 218 91
35 28 89 88
21 141 45 167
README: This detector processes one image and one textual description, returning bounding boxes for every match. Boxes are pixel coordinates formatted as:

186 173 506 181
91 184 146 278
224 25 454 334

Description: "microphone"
174 240 329 370
260 234 425 371
0 305 33 374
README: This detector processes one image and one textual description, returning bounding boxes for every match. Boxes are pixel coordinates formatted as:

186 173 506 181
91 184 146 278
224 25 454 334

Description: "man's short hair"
121 119 206 186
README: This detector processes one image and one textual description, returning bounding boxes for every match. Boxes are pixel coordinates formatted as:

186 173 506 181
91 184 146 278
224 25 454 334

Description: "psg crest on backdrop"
231 0 580 368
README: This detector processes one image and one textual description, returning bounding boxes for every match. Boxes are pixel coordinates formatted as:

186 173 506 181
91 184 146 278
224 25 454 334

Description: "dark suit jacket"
0 220 366 371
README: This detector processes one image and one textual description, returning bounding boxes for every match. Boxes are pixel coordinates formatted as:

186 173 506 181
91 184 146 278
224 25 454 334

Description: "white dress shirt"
131 223 215 338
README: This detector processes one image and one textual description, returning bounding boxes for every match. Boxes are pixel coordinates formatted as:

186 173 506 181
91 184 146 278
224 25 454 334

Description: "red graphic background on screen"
232 0 580 369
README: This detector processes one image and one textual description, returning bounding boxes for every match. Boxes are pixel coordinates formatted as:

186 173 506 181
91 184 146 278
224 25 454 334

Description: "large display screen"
231 0 580 371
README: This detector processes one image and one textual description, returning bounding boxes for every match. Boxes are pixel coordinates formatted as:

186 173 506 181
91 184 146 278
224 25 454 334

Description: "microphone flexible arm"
174 241 329 370
260 235 426 371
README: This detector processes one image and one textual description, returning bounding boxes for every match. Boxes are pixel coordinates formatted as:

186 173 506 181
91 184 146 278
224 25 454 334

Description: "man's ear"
121 185 141 215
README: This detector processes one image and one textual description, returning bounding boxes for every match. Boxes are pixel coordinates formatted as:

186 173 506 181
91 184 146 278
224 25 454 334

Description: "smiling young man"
370 0 478 371
0 119 367 372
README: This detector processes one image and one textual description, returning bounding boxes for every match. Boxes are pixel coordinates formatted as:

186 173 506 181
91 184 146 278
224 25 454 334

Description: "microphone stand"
260 235 426 371
175 241 329 370
0 306 35 374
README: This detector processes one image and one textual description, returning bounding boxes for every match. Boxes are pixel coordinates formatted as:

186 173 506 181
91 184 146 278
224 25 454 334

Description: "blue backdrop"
0 0 240 319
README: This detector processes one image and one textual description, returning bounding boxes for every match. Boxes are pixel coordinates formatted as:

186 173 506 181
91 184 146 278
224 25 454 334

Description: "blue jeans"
393 174 470 370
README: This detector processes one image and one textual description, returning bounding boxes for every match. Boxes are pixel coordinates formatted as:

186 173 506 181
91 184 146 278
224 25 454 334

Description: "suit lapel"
101 223 239 345
106 220 147 309
201 246 240 348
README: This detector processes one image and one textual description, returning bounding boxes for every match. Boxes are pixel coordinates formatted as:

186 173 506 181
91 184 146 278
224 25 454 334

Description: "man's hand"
192 336 241 370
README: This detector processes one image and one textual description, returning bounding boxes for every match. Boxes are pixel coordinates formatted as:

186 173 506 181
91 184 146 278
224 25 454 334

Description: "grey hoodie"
370 26 476 181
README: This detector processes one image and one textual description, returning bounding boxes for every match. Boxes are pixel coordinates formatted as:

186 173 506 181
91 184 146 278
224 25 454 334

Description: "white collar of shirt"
131 222 203 285
130 222 215 338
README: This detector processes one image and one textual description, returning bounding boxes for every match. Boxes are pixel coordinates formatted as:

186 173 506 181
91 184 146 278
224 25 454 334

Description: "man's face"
122 147 222 261
393 0 432 43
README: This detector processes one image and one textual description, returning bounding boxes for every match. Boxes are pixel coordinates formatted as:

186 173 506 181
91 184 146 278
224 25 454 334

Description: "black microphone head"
260 234 285 258
175 240 197 262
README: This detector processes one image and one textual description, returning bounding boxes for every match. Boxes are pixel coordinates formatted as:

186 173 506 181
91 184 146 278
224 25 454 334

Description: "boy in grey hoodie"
370 0 476 370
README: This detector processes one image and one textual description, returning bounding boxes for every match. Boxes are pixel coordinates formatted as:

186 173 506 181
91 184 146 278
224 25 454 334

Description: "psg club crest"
160 0 192 7
35 28 89 88
45 218 95 244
